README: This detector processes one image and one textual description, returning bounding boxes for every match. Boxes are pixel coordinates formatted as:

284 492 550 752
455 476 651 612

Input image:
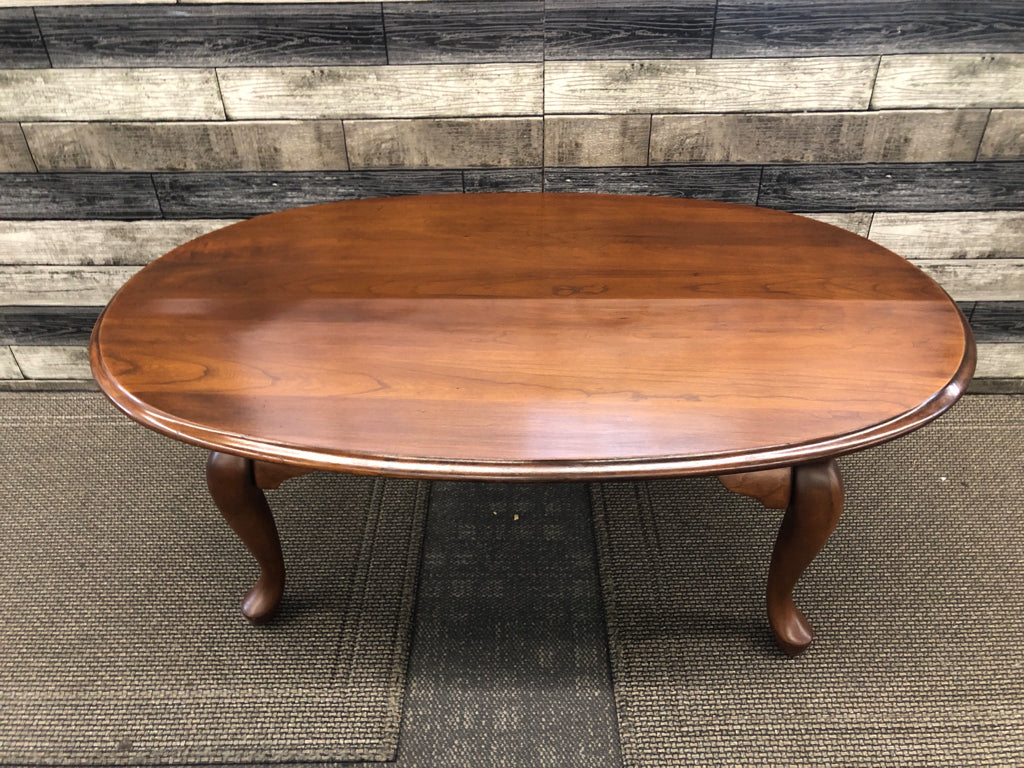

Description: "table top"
91 193 974 480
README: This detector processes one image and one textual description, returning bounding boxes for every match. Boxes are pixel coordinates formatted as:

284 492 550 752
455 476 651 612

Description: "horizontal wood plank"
0 123 34 172
795 212 873 237
153 170 464 217
36 5 385 67
0 306 101 344
713 1 1024 57
913 260 1024 301
872 54 1024 109
0 0 171 6
544 115 650 167
0 68 225 121
463 168 543 192
545 57 877 114
0 346 21 378
650 110 987 164
0 220 238 265
383 0 543 64
218 64 543 119
759 163 1024 212
543 166 760 202
975 342 1024 378
10 344 90 379
978 109 1024 160
23 121 349 172
345 118 541 169
869 212 1024 259
0 265 140 305
544 0 714 60
0 173 161 220
0 8 49 68
971 302 1024 343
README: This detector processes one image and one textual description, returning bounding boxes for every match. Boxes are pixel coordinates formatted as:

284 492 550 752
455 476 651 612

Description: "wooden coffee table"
90 193 974 656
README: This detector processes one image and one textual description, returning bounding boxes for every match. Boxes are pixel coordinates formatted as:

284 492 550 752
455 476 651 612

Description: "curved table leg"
766 458 843 656
206 452 286 624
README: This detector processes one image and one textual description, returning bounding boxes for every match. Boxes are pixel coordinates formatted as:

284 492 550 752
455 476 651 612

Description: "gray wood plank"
975 342 1024 378
795 212 873 237
872 54 1024 109
0 8 49 68
971 302 1024 343
650 110 987 164
218 63 542 119
0 173 161 220
383 0 543 64
345 117 541 169
869 212 1024 260
0 346 21 379
545 0 714 60
0 123 35 172
464 168 542 192
759 163 1024 212
153 170 464 217
0 265 141 305
714 1 1024 58
0 306 101 345
543 166 760 203
0 220 238 265
10 344 90 379
544 115 650 167
1 0 172 6
978 109 1024 160
545 57 877 114
0 68 225 121
36 4 386 67
23 121 349 172
913 259 1024 301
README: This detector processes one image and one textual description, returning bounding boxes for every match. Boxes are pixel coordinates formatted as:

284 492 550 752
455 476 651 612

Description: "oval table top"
91 193 974 480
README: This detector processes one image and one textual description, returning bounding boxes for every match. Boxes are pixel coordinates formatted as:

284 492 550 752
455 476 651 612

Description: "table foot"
766 458 843 656
206 452 286 624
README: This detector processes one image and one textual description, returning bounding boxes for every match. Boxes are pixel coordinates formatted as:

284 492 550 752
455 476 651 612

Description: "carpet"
0 393 428 765
591 395 1024 766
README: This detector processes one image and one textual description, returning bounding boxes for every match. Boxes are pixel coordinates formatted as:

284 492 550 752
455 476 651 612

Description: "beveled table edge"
90 304 976 482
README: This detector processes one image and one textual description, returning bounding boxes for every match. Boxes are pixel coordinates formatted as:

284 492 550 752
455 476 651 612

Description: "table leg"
206 452 286 624
766 458 843 656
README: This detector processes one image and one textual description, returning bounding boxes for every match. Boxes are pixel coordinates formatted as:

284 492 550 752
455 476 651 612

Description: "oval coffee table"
90 193 975 656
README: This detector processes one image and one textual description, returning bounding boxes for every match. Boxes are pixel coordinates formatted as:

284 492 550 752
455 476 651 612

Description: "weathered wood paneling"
971 302 1024 343
543 166 760 202
0 265 141 305
1 0 171 6
796 212 873 237
869 212 1024 260
545 0 714 60
978 109 1024 160
0 68 225 121
153 170 464 217
544 115 650 167
975 343 1024 378
0 220 238 265
0 8 49 68
0 306 102 344
913 260 1024 302
872 54 1024 109
23 121 349 172
0 173 161 220
545 57 877 114
714 1 1024 57
759 163 1024 212
650 110 987 164
218 64 543 119
0 123 35 172
345 118 541 169
35 5 386 67
0 346 21 379
383 0 543 64
10 344 90 379
464 168 543 192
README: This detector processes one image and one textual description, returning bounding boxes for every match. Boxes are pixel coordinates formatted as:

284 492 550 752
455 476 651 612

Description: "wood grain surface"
0 306 101 344
544 115 651 167
544 166 761 203
0 8 48 68
0 173 161 220
868 212 1024 260
91 194 973 480
978 110 1024 160
872 54 1024 109
463 168 543 192
0 123 34 172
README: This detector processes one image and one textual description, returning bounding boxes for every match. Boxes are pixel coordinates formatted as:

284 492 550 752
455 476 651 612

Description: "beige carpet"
591 395 1024 766
0 393 428 765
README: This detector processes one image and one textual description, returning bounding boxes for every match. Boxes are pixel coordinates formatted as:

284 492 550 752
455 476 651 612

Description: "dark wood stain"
544 166 760 204
714 0 1024 58
36 4 386 67
0 173 161 220
970 301 1024 342
545 0 714 60
0 307 101 345
384 0 544 64
0 9 50 68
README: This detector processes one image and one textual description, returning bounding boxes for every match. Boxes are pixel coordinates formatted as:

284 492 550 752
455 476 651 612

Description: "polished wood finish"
253 460 312 490
718 468 792 510
767 459 844 656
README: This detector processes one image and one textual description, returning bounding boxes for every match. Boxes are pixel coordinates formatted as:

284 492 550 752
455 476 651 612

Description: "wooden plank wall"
1 0 1023 388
